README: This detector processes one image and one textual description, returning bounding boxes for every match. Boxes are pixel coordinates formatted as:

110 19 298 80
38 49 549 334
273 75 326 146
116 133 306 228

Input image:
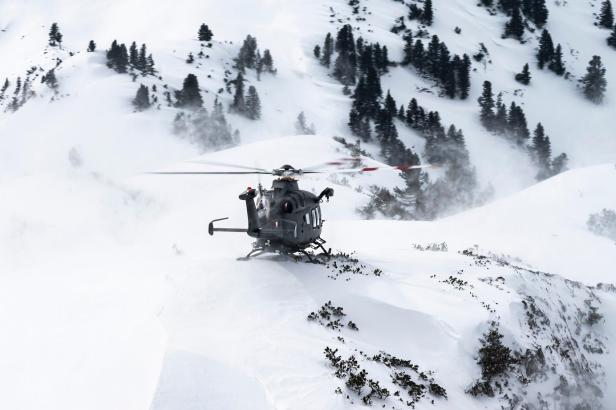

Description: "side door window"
311 209 317 228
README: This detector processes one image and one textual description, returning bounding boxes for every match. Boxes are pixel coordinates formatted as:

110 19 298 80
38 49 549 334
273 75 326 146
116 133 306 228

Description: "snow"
0 0 615 408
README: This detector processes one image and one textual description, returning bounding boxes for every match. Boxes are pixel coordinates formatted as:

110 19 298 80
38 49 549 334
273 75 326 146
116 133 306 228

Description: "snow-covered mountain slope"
1 0 615 409
0 0 614 193
1 133 615 409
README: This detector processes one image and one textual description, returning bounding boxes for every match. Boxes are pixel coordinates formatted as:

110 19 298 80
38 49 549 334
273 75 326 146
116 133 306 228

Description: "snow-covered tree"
478 81 495 130
515 63 531 84
133 84 151 111
175 73 203 109
87 40 96 52
245 86 261 120
198 24 214 41
599 0 614 29
295 112 316 135
48 23 63 47
582 56 607 104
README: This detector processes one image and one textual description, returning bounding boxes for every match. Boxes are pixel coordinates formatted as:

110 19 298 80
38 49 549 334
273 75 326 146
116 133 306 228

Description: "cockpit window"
311 209 317 228
304 213 310 225
316 208 321 226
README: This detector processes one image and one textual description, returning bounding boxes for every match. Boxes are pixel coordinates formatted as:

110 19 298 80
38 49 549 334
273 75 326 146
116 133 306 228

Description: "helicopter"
151 159 432 261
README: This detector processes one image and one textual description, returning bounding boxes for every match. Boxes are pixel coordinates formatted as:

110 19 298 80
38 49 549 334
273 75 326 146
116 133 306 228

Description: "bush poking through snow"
468 322 516 397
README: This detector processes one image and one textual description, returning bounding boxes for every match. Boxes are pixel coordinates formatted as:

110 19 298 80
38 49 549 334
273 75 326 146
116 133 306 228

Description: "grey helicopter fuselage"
209 174 334 255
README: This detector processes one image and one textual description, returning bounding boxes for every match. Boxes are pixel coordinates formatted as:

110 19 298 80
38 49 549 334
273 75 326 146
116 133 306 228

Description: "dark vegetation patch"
323 252 383 280
324 347 446 408
307 301 359 332
412 242 448 252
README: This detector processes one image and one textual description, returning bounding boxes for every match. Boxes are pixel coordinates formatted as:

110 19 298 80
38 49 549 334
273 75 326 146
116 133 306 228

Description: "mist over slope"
0 0 615 409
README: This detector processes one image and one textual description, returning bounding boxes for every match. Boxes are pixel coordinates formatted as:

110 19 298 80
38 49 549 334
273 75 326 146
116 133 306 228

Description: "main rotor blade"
325 164 437 174
188 159 269 172
148 171 273 175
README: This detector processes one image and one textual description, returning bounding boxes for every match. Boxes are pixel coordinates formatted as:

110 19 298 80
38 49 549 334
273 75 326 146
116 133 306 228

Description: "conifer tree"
493 93 508 133
384 90 397 118
137 44 148 72
402 33 414 65
548 44 565 76
48 23 63 47
321 33 334 67
116 44 129 73
129 42 139 68
411 40 426 72
176 73 203 108
508 102 530 144
261 50 275 73
198 24 214 41
533 0 549 27
146 54 156 75
246 85 262 120
231 72 246 113
186 52 195 64
478 81 495 129
599 0 614 29
421 0 434 26
504 7 524 39
87 40 96 52
457 54 472 99
551 153 568 175
608 25 616 48
515 63 531 84
582 55 607 104
532 122 552 180
313 45 321 59
537 29 554 69
333 25 357 85
133 84 151 111
42 69 58 90
236 35 258 72
426 35 441 77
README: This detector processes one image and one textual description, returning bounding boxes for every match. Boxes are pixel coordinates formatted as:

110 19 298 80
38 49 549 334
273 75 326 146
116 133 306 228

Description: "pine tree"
333 25 357 85
582 55 607 104
48 23 63 47
198 24 214 41
533 0 549 27
176 73 203 108
537 29 554 69
504 7 524 39
508 102 530 144
313 45 321 59
133 84 151 111
481 0 494 5
599 0 614 29
411 40 426 72
116 43 129 73
87 40 96 52
186 52 195 64
494 93 508 133
145 54 156 75
421 0 434 26
236 35 258 72
261 50 275 73
321 33 334 67
608 25 616 48
548 44 565 76
478 81 495 130
231 72 246 113
137 44 148 72
515 63 531 84
384 90 397 118
426 35 441 77
532 123 552 180
129 42 139 68
246 85 262 120
551 153 568 175
402 33 414 65
42 69 58 90
457 54 471 99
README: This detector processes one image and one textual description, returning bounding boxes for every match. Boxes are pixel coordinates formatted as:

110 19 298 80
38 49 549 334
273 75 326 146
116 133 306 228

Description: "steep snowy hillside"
0 0 615 409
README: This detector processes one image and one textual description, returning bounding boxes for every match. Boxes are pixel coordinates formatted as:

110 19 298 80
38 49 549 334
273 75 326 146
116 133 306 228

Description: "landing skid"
236 238 332 263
